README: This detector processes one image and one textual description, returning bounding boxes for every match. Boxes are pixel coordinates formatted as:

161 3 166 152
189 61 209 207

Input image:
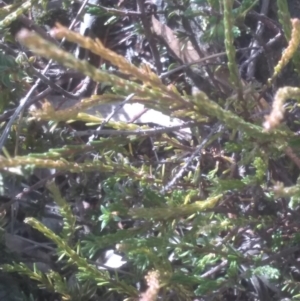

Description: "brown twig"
137 0 162 74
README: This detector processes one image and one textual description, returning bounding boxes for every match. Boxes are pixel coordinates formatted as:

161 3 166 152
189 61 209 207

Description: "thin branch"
160 122 222 194
137 0 162 74
72 120 196 137
88 93 135 142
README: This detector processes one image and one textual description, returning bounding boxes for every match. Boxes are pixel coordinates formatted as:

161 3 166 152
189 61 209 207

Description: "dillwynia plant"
3 1 300 300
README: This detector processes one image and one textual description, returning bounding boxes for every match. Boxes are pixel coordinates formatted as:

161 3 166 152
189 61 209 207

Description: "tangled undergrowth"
1 0 300 300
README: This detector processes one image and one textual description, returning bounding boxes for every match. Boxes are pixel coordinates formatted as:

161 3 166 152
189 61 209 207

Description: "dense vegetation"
1 0 300 300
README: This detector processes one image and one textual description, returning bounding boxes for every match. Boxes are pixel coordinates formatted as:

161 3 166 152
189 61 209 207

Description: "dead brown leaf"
151 15 201 64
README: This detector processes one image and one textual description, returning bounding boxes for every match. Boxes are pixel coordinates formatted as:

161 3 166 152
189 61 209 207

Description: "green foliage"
252 265 280 280
46 181 78 241
0 51 27 112
1 0 300 300
201 0 258 44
